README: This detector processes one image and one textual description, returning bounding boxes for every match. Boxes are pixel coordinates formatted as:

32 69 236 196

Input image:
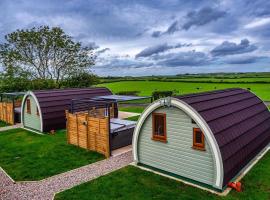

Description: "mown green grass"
119 106 145 113
98 81 270 100
55 152 270 200
164 77 270 83
0 129 104 181
125 115 140 121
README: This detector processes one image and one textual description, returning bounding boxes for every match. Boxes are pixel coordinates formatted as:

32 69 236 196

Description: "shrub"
152 91 174 100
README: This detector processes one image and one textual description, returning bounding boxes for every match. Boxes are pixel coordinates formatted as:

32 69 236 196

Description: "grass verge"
119 106 145 113
125 115 140 121
0 128 104 181
55 152 270 200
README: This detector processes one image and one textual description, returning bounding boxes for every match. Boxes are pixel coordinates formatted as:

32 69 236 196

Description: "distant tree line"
0 26 99 92
100 76 270 84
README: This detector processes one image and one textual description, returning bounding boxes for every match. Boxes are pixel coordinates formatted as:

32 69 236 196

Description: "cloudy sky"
1 0 270 76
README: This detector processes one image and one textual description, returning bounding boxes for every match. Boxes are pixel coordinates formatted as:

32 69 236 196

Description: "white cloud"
244 17 270 29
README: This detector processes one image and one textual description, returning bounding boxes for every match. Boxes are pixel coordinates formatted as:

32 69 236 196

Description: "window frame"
193 128 205 151
26 99 31 114
36 106 39 116
152 112 167 143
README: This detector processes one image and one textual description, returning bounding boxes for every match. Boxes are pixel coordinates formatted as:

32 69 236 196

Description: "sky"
0 0 270 76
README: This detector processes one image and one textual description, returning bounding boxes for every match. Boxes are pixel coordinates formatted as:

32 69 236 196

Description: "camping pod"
21 88 116 133
133 88 270 191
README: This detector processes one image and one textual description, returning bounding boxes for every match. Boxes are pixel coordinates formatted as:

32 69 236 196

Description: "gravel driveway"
0 151 132 200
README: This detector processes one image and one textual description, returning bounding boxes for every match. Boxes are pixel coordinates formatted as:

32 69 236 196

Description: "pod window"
26 99 31 114
193 128 205 150
152 113 167 142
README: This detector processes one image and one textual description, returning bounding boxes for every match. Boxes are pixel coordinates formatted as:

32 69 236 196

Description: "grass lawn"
55 152 270 200
0 120 9 127
0 128 104 181
98 81 270 101
119 106 145 113
125 115 140 121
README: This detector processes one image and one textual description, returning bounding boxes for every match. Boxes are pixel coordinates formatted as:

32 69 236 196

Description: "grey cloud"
243 0 270 17
152 7 226 37
165 21 179 34
156 51 209 67
97 48 110 54
211 39 257 56
151 21 179 38
96 56 152 69
182 7 226 30
151 31 162 38
87 42 99 49
136 43 191 58
225 56 266 64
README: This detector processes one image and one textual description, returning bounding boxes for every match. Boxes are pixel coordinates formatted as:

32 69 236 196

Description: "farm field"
0 129 104 181
55 152 270 200
100 73 270 84
98 81 270 101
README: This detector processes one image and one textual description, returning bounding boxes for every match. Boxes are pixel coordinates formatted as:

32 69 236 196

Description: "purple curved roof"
33 88 114 132
175 88 270 187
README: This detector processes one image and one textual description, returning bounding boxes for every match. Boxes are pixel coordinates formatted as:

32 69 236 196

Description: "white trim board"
22 127 45 135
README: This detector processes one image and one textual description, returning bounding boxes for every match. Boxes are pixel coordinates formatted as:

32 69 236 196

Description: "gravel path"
0 151 132 200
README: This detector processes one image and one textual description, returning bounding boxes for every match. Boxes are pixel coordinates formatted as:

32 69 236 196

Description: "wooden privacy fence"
66 111 110 157
0 102 14 125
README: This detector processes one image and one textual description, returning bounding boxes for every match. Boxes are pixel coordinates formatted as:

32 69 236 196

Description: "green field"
0 129 104 181
98 81 270 100
100 73 270 84
56 152 270 200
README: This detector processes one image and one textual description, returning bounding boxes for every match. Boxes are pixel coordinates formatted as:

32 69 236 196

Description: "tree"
61 72 100 88
0 26 95 87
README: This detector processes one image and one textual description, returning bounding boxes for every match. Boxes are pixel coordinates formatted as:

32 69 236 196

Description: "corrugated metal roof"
175 88 270 187
32 87 114 132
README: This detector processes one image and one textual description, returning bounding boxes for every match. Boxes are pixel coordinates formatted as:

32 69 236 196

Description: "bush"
152 91 174 100
61 73 100 88
115 91 140 96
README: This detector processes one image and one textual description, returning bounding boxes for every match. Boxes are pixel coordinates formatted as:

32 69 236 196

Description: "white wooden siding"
138 106 216 186
23 96 41 131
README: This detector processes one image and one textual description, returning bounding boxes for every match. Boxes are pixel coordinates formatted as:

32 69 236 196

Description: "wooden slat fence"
0 102 14 125
66 111 110 157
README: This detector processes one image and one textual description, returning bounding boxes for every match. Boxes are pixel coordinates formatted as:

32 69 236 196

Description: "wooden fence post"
76 114 79 146
86 114 90 150
65 111 70 144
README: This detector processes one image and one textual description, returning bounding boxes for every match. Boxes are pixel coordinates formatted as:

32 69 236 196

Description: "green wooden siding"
138 106 216 186
23 96 41 131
